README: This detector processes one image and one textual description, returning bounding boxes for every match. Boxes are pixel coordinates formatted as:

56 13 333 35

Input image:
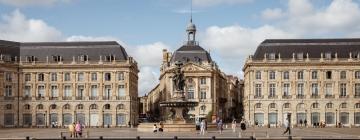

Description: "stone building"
143 20 241 122
243 39 360 127
0 40 139 128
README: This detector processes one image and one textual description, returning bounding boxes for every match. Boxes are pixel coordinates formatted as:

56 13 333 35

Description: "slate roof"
170 42 212 63
253 38 360 59
0 40 128 62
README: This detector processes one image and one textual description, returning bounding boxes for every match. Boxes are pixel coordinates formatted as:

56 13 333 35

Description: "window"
5 104 12 110
118 72 124 81
297 53 304 60
326 103 333 108
105 73 111 81
38 73 44 81
91 85 97 97
200 77 206 85
283 83 290 96
325 52 332 59
255 84 262 97
64 85 72 97
356 103 360 108
356 84 360 97
52 55 61 62
77 85 84 97
50 104 56 110
79 55 88 62
24 104 30 110
91 73 97 81
255 71 261 80
187 85 194 99
24 86 31 97
269 103 276 108
298 71 303 80
355 112 360 124
340 71 346 79
77 104 84 110
297 83 304 95
255 103 262 108
312 103 319 108
64 104 70 110
64 73 71 81
105 55 115 62
51 73 57 81
311 83 318 96
269 53 276 60
118 104 125 109
78 72 84 81
284 103 290 108
51 86 58 97
200 105 206 111
341 103 347 108
283 71 289 80
37 85 45 97
90 104 97 110
25 74 31 82
104 104 111 110
312 71 317 79
269 84 276 97
325 83 332 95
325 112 335 124
5 85 12 96
5 72 12 81
340 112 349 124
104 85 111 98
200 89 206 99
356 71 360 79
340 83 347 97
326 71 332 79
269 71 275 80
37 104 44 110
118 85 125 97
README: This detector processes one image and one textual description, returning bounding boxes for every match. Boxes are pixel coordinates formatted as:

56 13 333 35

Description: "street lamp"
45 111 47 128
116 105 118 127
336 109 338 127
102 110 105 128
275 109 278 128
74 111 77 123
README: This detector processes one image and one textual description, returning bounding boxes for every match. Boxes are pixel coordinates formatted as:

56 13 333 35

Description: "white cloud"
130 42 170 67
0 0 71 7
193 0 252 7
138 66 160 95
0 9 62 42
261 8 285 20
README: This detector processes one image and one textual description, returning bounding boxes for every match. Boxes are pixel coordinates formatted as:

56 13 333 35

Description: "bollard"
85 130 89 138
266 131 269 138
238 132 242 138
212 136 216 140
288 136 292 140
59 132 62 138
26 136 30 140
250 136 254 140
136 136 140 140
100 136 103 140
62 136 66 140
173 136 178 140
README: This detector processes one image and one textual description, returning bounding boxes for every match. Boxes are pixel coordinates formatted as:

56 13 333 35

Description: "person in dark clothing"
304 119 307 127
282 118 291 135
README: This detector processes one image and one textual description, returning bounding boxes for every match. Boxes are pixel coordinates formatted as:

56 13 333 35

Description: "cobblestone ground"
0 127 359 139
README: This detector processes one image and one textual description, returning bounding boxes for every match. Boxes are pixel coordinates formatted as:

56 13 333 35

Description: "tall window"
187 85 194 99
104 85 111 98
5 85 12 96
118 72 124 81
269 71 275 80
255 103 262 108
326 71 332 79
38 85 45 97
91 85 97 97
311 83 318 96
200 89 206 99
269 84 276 97
311 71 317 79
340 71 346 79
5 72 12 81
24 86 31 97
297 83 304 95
356 71 360 79
64 85 72 97
340 83 347 97
77 85 84 97
25 74 31 82
356 103 360 108
51 86 58 97
297 53 304 60
326 103 333 108
105 73 111 81
91 73 97 81
200 77 206 85
325 52 332 59
283 71 289 80
269 53 276 60
325 83 332 95
118 85 125 97
38 73 44 81
255 84 262 97
64 73 71 81
78 72 84 81
255 71 261 79
51 73 57 81
312 103 319 108
283 83 290 96
355 84 360 97
298 71 303 80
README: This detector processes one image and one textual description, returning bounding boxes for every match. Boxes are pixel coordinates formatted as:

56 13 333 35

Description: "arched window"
50 104 57 110
284 103 290 108
64 104 71 110
297 103 305 110
255 103 262 108
5 104 12 110
356 103 360 109
117 104 125 109
24 104 30 110
90 104 98 110
104 104 110 110
326 103 333 108
37 104 44 110
312 103 319 108
341 103 347 108
269 103 276 108
77 104 84 110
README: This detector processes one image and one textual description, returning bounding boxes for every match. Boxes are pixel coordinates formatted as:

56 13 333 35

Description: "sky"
1 0 360 95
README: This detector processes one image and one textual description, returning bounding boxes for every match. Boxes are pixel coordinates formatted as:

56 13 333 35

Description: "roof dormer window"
26 56 37 62
79 55 88 62
325 52 332 60
297 53 304 60
269 53 276 60
52 55 62 62
105 55 115 62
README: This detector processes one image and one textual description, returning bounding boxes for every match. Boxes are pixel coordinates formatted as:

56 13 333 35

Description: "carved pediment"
182 63 209 72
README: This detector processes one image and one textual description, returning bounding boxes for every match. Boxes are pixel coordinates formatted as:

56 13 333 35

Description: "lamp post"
88 106 90 128
275 109 278 128
45 111 47 128
74 111 77 123
102 110 105 128
116 105 118 127
336 109 338 127
305 109 308 128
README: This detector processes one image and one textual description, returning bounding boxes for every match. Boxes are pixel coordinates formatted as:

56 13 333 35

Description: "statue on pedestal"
173 61 185 92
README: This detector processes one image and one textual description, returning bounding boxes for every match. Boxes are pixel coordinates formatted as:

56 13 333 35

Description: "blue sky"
1 0 360 95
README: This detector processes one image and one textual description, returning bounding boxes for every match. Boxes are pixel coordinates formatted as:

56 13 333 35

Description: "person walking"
68 122 76 138
153 124 158 133
200 120 206 135
218 119 223 134
299 119 303 128
75 121 83 137
282 118 291 135
240 119 246 131
304 119 307 128
231 119 237 133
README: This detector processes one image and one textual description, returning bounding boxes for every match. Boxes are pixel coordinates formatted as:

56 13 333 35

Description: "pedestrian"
231 119 237 133
299 119 303 128
218 119 223 134
282 118 291 135
159 122 164 132
240 119 246 131
200 120 206 135
68 122 76 138
75 121 83 137
304 119 307 128
153 124 158 133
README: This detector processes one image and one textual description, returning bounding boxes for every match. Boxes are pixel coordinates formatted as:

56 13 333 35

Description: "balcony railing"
268 95 278 99
49 97 58 100
296 94 305 99
282 95 292 99
325 94 335 98
36 97 45 100
254 95 264 99
89 96 98 100
339 95 349 98
116 96 126 100
4 96 15 100
75 96 85 100
311 94 320 99
62 96 72 100
102 96 111 100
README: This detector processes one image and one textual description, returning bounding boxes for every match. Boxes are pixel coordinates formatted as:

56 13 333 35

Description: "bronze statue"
173 61 185 91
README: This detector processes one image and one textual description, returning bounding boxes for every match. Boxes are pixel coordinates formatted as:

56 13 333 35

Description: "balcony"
116 96 126 100
254 95 264 99
102 96 111 100
268 95 278 99
339 95 349 98
75 96 85 100
49 97 58 100
89 96 98 100
311 94 320 99
296 94 305 99
35 96 45 100
4 96 15 100
325 95 335 98
62 96 72 100
282 95 292 99
23 96 32 100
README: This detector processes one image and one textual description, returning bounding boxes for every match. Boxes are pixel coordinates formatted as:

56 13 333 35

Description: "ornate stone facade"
0 40 139 128
243 39 360 127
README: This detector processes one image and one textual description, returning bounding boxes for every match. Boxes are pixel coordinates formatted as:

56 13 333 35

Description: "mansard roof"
253 38 360 59
170 42 212 63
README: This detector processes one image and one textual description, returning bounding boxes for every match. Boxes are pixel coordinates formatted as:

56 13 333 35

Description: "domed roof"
186 22 196 32
170 44 212 63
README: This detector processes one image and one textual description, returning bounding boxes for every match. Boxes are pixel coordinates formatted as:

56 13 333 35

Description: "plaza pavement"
0 127 359 139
